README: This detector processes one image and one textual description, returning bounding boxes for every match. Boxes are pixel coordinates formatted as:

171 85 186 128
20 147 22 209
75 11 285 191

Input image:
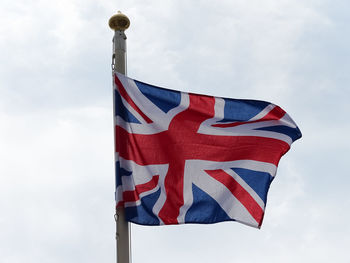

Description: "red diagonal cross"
115 82 290 224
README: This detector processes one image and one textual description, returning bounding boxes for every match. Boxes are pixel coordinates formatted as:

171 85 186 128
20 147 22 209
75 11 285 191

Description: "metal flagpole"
109 11 131 263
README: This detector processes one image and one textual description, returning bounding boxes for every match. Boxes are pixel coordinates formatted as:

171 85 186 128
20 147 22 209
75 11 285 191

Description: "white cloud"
0 106 115 263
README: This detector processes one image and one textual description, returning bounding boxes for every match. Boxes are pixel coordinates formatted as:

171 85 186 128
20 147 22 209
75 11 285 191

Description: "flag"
114 72 302 228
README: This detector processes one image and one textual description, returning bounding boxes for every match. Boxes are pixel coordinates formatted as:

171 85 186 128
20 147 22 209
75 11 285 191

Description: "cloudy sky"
1 0 349 262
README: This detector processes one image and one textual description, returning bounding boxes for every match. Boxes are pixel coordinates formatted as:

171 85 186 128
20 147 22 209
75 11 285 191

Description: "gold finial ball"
109 11 130 31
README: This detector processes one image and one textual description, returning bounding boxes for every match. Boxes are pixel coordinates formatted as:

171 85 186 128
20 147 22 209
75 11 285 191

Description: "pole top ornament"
109 11 130 31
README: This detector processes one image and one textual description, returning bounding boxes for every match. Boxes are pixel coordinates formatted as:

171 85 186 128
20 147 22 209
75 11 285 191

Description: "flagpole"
109 11 131 263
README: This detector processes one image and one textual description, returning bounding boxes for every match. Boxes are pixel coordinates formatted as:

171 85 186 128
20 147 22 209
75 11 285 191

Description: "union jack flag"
114 72 301 228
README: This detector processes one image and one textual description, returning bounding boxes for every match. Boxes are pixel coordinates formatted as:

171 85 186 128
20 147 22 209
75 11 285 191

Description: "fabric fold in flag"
114 72 302 228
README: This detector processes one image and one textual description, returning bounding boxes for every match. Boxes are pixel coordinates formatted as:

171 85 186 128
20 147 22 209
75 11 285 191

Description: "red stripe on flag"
261 105 286 121
205 169 264 226
158 161 186 224
122 175 160 203
116 125 289 166
213 105 286 128
158 95 216 225
115 75 153 123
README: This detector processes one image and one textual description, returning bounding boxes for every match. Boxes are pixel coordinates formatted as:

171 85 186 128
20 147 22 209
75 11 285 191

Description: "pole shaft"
113 31 127 74
113 30 131 263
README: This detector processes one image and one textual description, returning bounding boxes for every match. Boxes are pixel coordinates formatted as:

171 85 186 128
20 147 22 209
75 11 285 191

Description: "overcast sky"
1 0 349 262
